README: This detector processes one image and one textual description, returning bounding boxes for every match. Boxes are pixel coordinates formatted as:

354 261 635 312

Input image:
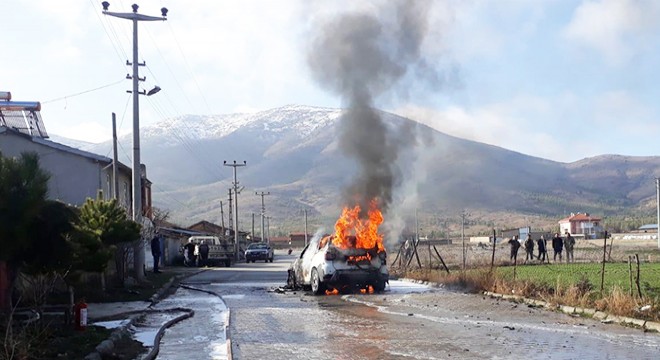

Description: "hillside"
81 105 660 230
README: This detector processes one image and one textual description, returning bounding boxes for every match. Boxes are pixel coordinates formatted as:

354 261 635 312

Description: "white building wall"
0 132 132 207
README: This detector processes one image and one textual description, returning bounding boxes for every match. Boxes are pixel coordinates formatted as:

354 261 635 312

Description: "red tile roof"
558 213 601 223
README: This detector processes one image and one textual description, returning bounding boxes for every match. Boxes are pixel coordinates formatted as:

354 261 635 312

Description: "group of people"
183 239 210 267
508 232 576 264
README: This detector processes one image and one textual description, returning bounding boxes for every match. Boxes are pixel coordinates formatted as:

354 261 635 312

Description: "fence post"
490 229 497 273
628 256 633 297
600 231 607 295
635 254 642 299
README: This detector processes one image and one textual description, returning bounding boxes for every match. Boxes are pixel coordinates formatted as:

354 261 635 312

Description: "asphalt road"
157 250 660 360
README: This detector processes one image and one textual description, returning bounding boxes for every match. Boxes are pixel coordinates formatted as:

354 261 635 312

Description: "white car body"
287 236 389 294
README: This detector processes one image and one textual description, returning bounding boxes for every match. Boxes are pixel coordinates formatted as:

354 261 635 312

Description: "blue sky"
1 0 659 163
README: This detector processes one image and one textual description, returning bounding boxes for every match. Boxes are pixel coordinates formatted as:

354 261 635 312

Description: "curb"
483 291 658 333
179 284 233 360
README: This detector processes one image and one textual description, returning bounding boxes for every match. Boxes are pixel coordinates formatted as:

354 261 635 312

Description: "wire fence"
389 232 660 301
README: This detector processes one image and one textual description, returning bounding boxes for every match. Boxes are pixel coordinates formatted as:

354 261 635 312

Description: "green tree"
0 151 50 312
75 196 141 283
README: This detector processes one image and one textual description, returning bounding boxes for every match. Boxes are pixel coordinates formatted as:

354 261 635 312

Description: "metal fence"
389 232 660 299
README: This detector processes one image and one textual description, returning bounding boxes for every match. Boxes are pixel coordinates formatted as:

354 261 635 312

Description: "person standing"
199 240 210 267
537 235 547 262
184 239 196 267
552 233 563 262
565 232 575 263
508 235 521 263
524 234 535 263
151 233 162 273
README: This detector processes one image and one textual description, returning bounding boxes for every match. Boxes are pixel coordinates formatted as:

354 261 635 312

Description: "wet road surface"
158 250 660 359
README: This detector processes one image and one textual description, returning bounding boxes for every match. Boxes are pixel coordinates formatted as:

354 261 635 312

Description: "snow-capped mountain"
62 105 660 226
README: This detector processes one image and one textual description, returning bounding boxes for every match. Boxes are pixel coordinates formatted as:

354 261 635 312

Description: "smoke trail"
307 1 437 216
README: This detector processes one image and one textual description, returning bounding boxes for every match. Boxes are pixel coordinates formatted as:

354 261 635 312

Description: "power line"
42 79 124 104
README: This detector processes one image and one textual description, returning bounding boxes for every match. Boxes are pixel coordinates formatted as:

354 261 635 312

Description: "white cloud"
392 96 591 163
563 0 660 65
56 122 113 143
593 90 658 134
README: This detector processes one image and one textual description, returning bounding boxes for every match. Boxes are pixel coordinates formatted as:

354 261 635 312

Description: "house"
289 233 312 247
0 94 152 215
558 213 602 239
637 224 658 233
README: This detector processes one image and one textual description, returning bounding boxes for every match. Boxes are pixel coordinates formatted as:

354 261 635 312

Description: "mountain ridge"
53 105 660 228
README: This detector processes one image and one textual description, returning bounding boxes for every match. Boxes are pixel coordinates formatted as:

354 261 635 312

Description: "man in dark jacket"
524 234 535 263
508 235 521 263
151 234 162 273
537 235 548 262
184 239 196 267
198 240 210 267
552 233 563 262
565 233 575 263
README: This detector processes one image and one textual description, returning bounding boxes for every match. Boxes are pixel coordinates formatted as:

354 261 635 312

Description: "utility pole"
266 216 271 243
111 112 119 200
657 178 660 249
228 188 233 230
415 208 420 245
251 213 255 243
224 160 246 261
304 209 309 247
103 2 167 282
461 210 470 270
256 191 270 243
220 200 225 230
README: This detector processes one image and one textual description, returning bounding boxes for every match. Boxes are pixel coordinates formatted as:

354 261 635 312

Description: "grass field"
496 262 660 297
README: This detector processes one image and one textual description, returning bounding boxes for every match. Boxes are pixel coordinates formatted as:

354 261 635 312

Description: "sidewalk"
85 267 208 360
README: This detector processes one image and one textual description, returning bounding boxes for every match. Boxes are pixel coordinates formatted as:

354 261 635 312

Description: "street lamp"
103 2 167 282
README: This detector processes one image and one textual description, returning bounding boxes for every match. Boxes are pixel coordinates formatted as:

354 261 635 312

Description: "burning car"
287 201 389 294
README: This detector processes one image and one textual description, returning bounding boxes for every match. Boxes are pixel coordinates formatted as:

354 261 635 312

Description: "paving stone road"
156 251 660 359
221 282 660 360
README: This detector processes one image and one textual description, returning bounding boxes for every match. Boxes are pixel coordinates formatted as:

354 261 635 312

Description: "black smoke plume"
307 1 437 215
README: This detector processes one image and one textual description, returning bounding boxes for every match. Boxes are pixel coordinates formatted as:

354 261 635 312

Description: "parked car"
287 235 389 295
245 242 274 263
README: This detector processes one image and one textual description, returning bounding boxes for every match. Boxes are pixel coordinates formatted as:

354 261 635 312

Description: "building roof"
0 98 49 138
1 126 134 176
639 224 658 230
558 213 602 223
269 236 290 243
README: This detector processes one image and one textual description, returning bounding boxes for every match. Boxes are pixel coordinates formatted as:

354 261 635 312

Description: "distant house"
188 220 228 237
0 94 152 215
289 233 312 247
269 236 290 248
637 224 658 233
558 213 602 239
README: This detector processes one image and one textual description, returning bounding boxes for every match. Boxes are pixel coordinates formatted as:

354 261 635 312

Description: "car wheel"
311 268 325 295
287 270 297 288
225 260 231 267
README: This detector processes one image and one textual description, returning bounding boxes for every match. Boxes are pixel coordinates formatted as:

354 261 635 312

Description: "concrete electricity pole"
224 160 246 261
656 178 660 249
303 209 308 247
461 210 470 270
111 112 119 200
227 188 233 230
103 2 166 282
256 191 270 243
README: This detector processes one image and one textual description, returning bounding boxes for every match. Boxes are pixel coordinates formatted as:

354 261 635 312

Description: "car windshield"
248 243 269 249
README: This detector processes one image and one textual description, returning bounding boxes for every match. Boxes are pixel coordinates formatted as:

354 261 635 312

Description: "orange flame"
359 286 374 294
331 199 385 253
325 288 339 295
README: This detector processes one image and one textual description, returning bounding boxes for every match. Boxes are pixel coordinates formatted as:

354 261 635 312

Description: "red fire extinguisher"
74 298 88 331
